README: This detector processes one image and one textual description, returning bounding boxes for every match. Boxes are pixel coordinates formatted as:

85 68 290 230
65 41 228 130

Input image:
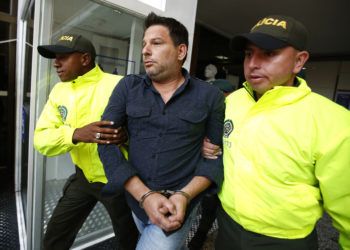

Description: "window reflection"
51 0 139 75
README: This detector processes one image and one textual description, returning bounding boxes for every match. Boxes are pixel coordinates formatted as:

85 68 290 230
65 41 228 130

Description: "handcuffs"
139 189 191 208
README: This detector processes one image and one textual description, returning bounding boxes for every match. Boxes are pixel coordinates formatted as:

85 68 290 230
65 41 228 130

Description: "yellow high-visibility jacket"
34 65 124 183
220 78 350 249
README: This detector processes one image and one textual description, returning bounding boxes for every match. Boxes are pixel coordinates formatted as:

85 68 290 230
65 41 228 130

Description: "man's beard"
146 66 167 82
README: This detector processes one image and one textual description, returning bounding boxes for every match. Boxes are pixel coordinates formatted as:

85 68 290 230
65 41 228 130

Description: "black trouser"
43 167 138 250
215 206 318 250
188 194 219 250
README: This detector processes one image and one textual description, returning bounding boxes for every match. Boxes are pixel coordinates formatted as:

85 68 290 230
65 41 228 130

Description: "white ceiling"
196 0 350 56
53 0 350 58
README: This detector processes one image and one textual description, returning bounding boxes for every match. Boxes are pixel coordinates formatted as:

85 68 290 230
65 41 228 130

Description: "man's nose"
247 54 261 69
53 58 60 68
142 43 150 55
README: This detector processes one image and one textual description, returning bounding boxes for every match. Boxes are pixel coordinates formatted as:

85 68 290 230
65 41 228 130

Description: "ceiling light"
113 9 122 14
215 55 229 60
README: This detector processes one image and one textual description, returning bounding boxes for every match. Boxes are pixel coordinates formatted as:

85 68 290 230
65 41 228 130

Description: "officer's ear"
81 53 92 67
293 50 309 74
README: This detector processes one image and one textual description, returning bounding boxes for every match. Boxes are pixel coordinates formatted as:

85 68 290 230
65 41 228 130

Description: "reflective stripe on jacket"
219 78 350 248
34 65 124 183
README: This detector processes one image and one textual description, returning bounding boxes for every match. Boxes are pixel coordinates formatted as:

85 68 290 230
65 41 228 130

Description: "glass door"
29 0 144 248
0 0 16 182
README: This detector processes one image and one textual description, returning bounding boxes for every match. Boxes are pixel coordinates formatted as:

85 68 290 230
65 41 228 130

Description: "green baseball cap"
37 34 96 59
231 15 308 51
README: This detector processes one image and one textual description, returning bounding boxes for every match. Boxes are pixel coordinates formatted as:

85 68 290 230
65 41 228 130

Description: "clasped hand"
202 137 222 159
142 192 188 232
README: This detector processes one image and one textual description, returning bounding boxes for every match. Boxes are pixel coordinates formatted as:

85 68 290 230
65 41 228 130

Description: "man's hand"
202 137 222 159
166 193 188 225
72 121 127 144
142 193 182 232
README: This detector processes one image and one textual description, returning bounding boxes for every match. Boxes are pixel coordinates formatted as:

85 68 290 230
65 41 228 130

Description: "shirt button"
159 133 163 137
151 154 155 159
162 110 166 115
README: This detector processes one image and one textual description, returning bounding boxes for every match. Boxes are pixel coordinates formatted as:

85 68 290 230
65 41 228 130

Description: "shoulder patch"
223 119 234 138
58 105 68 122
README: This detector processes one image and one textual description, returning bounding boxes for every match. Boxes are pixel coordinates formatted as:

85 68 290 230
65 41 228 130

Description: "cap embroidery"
59 35 74 42
252 18 287 30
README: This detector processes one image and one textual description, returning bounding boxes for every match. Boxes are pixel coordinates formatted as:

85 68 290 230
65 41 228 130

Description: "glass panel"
0 0 10 14
0 21 9 168
51 0 139 75
21 1 35 218
37 0 143 247
0 95 8 167
0 21 9 91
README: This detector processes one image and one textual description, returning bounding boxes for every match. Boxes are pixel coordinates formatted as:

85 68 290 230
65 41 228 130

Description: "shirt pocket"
175 108 208 136
126 104 152 138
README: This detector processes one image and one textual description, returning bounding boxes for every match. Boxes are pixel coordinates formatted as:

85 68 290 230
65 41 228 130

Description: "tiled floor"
44 179 114 241
0 168 20 250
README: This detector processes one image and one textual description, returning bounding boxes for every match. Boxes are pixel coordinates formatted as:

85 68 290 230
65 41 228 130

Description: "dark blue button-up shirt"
98 69 224 223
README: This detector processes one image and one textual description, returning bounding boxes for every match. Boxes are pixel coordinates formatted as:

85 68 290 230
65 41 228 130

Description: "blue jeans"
133 205 199 250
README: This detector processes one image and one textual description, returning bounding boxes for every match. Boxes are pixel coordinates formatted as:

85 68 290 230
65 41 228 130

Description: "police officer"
34 34 138 250
203 15 350 250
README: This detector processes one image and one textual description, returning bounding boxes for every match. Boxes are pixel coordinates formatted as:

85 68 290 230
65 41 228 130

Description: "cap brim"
231 33 288 51
37 45 76 58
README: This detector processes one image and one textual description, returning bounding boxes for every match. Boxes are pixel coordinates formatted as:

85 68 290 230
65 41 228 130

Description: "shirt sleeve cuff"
102 161 137 196
195 157 224 194
63 125 76 146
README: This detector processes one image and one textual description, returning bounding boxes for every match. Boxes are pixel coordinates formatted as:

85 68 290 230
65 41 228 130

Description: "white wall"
164 0 198 69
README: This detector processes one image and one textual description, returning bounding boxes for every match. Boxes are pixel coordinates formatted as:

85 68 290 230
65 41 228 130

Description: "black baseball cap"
231 15 308 51
37 34 96 59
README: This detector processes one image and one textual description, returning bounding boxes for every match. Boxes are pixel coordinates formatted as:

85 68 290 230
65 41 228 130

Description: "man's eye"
265 51 275 57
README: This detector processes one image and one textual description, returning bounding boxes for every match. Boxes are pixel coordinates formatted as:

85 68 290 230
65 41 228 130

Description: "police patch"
58 105 68 121
223 119 233 138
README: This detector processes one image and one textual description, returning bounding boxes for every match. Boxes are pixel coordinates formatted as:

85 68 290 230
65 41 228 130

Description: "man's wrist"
138 189 191 208
72 128 79 144
172 190 191 204
139 190 160 208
